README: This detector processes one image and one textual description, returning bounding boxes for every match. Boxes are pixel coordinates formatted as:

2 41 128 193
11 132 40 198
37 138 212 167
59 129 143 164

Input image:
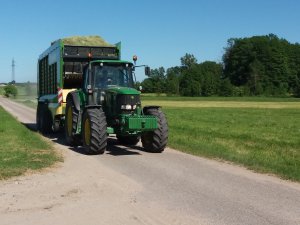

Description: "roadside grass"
142 98 300 181
0 107 61 180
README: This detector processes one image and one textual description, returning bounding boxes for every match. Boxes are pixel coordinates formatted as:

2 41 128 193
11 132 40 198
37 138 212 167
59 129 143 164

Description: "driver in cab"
96 69 112 88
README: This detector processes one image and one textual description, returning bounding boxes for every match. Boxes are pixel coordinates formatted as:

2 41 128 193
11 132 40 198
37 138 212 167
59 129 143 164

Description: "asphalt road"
1 97 300 225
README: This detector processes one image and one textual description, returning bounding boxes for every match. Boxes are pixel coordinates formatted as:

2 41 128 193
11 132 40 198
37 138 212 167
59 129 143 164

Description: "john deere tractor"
65 60 168 154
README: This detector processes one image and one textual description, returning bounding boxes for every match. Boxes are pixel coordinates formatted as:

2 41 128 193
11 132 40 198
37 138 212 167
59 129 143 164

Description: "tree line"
140 34 300 97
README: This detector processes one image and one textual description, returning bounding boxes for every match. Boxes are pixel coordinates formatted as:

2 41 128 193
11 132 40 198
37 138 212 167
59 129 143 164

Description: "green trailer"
37 36 168 154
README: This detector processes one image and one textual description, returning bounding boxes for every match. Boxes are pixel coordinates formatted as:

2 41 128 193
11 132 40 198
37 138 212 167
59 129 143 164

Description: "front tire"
82 108 107 154
141 108 168 153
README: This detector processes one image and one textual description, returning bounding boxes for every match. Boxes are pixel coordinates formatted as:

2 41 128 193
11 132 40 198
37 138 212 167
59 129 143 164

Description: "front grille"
117 94 140 106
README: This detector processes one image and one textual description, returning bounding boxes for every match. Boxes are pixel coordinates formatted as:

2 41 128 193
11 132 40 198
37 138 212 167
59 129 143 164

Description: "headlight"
121 104 132 110
120 105 137 110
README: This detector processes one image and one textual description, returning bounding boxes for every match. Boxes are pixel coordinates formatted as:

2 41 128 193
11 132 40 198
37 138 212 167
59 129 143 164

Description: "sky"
0 0 299 83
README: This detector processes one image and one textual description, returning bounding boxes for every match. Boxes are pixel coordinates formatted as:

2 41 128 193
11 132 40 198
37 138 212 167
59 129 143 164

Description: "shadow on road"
21 122 143 156
22 123 37 132
106 139 143 156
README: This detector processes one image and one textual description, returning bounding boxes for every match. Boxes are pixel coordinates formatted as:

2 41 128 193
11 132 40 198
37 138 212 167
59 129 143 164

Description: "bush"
4 85 18 98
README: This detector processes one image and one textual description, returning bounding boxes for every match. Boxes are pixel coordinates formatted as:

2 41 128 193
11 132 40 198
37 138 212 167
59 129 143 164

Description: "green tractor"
65 60 168 154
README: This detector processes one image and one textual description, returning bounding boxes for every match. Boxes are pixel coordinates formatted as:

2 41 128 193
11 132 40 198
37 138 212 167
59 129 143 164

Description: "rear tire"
117 135 140 146
65 99 81 146
37 103 52 134
36 103 42 131
141 108 168 153
82 108 107 154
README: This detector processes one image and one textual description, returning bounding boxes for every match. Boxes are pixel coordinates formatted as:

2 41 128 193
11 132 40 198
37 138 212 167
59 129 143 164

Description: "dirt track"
1 97 300 225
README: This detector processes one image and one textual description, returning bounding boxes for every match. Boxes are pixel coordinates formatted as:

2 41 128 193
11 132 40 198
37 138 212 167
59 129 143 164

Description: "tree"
143 67 166 94
180 53 197 68
140 34 300 97
4 84 18 98
197 61 222 96
179 63 202 96
141 78 155 93
166 66 182 95
223 34 300 96
219 79 233 96
180 73 201 96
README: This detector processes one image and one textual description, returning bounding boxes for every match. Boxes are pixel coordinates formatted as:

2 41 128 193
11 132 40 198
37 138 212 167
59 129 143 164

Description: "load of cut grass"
61 35 114 47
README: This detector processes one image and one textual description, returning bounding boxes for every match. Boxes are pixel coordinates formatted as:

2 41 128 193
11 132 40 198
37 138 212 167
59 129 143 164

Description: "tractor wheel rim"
67 107 73 136
84 118 91 146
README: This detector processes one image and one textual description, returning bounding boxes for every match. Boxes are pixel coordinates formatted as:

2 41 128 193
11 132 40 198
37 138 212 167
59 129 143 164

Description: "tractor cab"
83 60 137 107
94 63 134 89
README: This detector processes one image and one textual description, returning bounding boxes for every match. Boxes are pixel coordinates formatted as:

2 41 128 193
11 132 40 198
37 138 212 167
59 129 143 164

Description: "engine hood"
106 87 140 95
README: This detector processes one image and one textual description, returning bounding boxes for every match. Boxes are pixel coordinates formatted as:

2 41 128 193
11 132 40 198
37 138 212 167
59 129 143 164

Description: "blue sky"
0 0 299 83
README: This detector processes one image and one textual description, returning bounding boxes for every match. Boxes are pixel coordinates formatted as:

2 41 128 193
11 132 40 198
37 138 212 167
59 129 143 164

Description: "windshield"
93 64 134 89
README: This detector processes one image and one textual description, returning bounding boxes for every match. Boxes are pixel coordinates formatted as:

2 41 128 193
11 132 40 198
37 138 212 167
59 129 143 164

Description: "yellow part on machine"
62 89 76 103
48 89 77 118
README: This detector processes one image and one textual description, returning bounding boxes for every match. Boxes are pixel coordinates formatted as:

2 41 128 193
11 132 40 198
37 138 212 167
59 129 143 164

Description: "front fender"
66 91 81 111
143 105 161 114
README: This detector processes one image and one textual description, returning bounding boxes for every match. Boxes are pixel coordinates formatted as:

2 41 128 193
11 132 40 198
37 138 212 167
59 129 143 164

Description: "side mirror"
145 66 151 76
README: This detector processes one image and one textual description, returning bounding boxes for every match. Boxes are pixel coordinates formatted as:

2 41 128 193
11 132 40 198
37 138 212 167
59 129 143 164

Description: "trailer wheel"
65 99 81 146
36 103 42 131
82 108 107 154
37 103 52 134
117 135 140 146
142 108 168 153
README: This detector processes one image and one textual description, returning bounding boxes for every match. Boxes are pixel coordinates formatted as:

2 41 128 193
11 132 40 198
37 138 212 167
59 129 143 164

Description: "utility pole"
12 58 15 83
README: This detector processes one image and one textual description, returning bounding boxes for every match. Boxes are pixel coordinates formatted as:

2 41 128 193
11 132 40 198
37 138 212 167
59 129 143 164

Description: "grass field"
13 84 37 108
0 107 61 179
142 99 300 109
0 84 37 108
0 86 4 95
143 97 300 181
141 95 300 102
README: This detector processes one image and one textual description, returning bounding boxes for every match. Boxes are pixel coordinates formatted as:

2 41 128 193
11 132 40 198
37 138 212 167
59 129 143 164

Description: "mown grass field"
0 107 61 179
143 97 300 181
